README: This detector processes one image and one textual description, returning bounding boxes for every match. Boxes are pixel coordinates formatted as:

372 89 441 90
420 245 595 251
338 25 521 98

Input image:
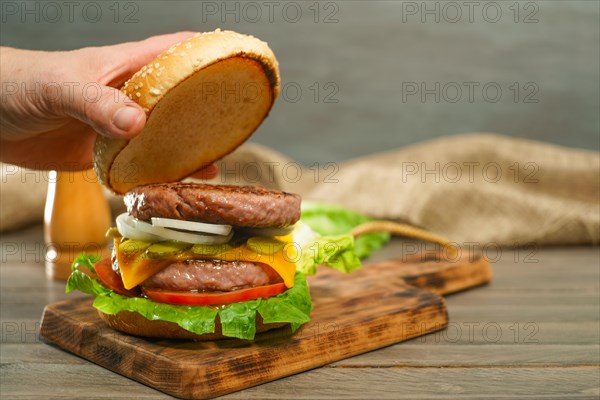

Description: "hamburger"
66 30 361 340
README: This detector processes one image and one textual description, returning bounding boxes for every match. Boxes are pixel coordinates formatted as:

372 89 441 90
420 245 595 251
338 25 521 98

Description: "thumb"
63 83 146 139
58 32 195 139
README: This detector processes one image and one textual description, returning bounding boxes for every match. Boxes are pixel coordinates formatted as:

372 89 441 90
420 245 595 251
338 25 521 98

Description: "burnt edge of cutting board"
40 252 491 399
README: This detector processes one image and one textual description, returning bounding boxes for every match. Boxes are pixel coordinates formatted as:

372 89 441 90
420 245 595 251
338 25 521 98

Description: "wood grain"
310 252 492 296
39 253 490 399
4 342 599 368
216 367 600 399
3 225 598 400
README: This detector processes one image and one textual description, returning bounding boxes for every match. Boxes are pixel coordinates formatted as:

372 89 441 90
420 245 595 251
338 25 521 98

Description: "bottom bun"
97 310 288 340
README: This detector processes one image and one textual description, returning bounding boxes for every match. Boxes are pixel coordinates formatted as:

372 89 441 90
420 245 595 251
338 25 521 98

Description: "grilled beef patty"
125 183 301 228
141 260 282 292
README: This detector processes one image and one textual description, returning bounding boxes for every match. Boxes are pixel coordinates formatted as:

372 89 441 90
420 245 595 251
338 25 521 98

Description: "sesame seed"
150 88 161 95
185 42 192 49
136 92 141 97
154 63 160 68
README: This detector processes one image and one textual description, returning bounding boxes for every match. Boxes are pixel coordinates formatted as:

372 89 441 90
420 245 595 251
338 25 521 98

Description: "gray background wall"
1 0 598 164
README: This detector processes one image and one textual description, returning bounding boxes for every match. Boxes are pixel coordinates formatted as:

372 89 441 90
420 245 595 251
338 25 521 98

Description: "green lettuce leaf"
67 255 312 340
295 233 362 276
284 220 362 276
301 201 390 259
66 254 106 295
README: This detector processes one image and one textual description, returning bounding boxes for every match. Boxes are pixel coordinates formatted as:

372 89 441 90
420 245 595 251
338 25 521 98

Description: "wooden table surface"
1 225 599 399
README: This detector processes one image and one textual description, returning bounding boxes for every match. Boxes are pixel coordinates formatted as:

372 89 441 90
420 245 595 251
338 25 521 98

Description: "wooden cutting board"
40 252 491 399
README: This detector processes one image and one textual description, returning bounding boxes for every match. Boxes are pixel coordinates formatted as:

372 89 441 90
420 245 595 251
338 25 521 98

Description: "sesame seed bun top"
93 29 280 194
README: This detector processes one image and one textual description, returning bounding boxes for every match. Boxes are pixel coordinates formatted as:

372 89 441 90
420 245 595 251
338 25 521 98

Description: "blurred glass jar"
44 169 111 280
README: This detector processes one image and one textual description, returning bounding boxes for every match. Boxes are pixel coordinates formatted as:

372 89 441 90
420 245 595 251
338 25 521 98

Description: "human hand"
0 33 217 180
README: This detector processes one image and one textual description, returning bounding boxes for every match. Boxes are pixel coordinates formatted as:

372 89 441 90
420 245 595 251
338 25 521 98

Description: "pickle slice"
190 242 235 257
119 239 152 254
146 241 192 259
246 237 286 255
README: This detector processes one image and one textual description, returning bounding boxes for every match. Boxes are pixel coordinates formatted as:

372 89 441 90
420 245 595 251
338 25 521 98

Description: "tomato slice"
94 258 140 297
141 282 287 306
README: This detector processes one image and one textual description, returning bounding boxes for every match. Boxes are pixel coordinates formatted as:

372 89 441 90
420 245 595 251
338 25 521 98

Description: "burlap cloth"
1 133 598 246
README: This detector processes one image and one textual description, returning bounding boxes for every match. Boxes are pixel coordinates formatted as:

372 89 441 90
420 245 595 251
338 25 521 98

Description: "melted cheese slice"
116 236 297 290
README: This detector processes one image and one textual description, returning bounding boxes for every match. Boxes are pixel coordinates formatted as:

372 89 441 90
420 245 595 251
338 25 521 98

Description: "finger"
96 31 196 85
61 32 196 139
189 164 219 180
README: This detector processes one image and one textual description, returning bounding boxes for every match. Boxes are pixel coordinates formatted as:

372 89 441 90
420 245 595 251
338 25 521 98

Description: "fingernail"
112 106 144 134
